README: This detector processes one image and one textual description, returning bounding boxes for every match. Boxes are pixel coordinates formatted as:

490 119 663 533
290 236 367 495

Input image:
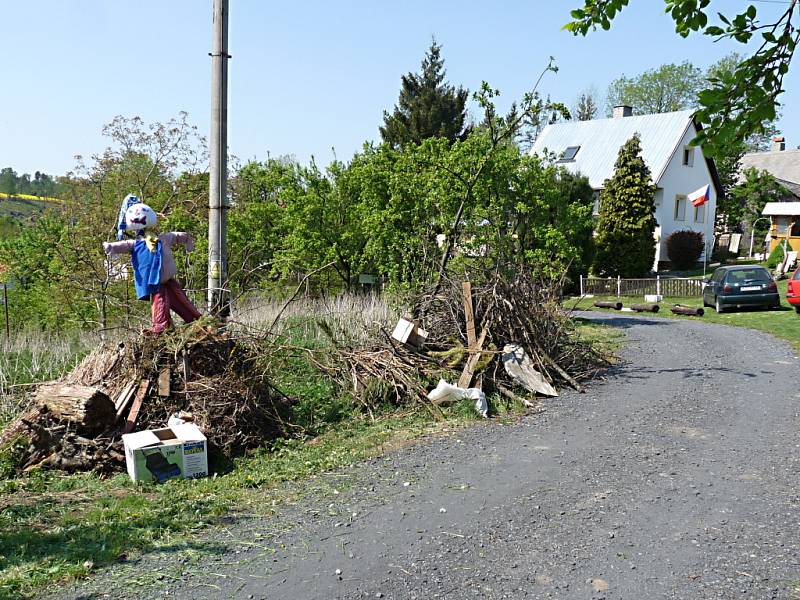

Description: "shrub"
766 243 785 269
665 230 704 270
592 134 658 276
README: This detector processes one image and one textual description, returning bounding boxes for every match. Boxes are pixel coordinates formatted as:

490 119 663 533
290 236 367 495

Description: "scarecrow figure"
103 195 202 334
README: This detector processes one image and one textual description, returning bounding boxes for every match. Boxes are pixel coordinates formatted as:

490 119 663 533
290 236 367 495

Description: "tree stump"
34 384 116 434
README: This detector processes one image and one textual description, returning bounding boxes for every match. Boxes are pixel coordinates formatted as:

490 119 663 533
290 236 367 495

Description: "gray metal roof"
740 149 800 185
762 201 800 216
530 110 695 189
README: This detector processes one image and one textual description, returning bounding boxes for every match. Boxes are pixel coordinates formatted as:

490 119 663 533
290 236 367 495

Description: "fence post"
3 282 9 344
656 275 661 297
616 275 621 298
580 274 584 297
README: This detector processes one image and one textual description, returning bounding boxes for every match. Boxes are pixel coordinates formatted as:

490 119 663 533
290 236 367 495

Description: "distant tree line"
0 167 65 197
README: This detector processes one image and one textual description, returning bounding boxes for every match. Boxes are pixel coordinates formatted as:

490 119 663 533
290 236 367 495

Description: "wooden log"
34 384 115 434
671 305 704 317
593 300 623 310
630 303 660 313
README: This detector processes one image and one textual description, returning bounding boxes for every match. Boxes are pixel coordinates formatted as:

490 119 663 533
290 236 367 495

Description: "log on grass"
593 300 623 310
630 303 660 313
35 384 115 434
671 305 704 317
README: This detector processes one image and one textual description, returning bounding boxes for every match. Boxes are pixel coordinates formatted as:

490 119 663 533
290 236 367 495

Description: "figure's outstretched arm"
103 240 136 255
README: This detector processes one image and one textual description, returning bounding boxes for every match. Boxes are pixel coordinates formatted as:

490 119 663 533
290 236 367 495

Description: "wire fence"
580 275 705 298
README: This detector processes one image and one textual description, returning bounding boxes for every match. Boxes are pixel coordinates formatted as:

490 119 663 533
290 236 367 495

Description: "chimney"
772 136 786 151
613 105 633 118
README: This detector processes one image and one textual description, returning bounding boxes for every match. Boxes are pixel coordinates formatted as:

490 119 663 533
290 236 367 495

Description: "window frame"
682 146 694 167
694 202 705 223
674 195 687 221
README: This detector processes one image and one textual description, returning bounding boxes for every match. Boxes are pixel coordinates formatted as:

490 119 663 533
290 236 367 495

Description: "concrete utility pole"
208 0 230 316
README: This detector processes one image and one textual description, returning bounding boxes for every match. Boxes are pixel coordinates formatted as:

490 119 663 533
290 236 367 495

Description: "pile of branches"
1 320 294 474
326 267 612 412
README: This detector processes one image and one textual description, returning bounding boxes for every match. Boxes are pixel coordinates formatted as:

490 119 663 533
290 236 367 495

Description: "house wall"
653 123 717 269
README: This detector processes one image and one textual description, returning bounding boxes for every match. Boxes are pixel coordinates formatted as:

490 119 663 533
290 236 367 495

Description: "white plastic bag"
427 379 488 418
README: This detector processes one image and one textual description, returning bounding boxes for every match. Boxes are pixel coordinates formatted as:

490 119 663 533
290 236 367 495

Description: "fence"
580 275 705 298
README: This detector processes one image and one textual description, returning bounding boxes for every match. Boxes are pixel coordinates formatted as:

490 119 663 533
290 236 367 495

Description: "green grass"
572 277 800 353
0 411 458 599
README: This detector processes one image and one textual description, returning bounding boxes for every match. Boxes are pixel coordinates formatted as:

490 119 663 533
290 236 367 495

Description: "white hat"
124 203 158 231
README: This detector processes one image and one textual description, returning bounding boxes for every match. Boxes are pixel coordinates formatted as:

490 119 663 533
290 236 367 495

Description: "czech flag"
688 184 710 207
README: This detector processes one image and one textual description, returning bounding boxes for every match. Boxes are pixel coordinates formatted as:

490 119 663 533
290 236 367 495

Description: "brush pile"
327 268 611 412
1 320 293 473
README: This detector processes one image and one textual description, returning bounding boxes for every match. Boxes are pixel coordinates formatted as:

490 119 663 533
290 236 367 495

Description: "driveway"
56 313 800 599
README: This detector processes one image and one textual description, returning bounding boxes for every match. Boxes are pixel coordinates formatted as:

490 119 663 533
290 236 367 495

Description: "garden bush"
665 230 704 270
766 243 785 269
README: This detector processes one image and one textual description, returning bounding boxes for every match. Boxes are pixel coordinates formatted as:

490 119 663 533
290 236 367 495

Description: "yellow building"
762 202 800 253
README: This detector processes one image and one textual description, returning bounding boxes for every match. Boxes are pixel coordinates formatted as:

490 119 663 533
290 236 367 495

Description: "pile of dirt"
1 320 293 474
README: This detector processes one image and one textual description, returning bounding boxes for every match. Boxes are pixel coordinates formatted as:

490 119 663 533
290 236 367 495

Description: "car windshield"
726 268 771 283
793 269 800 280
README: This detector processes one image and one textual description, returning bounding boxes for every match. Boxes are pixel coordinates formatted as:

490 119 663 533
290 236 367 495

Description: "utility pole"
208 0 230 316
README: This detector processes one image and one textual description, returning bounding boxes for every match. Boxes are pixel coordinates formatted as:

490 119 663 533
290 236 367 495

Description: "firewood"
34 384 115 434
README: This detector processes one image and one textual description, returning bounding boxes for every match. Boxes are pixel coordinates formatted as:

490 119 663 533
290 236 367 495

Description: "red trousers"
150 279 202 333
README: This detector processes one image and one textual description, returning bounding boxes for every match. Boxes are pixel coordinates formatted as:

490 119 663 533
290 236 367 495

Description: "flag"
688 184 710 207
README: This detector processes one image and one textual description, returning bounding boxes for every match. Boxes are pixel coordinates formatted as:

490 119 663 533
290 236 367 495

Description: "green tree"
380 40 469 148
592 134 658 276
565 1 799 156
606 62 703 115
726 168 789 235
0 168 17 196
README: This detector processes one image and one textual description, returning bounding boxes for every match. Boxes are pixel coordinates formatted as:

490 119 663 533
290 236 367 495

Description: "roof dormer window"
557 146 580 162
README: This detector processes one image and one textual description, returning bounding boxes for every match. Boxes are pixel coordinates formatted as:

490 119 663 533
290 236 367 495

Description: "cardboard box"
391 318 429 348
122 423 208 483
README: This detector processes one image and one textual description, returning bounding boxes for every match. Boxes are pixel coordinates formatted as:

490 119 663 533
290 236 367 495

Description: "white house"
530 107 722 271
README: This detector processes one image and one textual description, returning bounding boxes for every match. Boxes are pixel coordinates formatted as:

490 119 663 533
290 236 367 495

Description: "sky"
2 0 798 177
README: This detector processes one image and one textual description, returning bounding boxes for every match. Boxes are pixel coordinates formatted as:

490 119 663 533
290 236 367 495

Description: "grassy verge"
0 319 611 598
571 278 800 353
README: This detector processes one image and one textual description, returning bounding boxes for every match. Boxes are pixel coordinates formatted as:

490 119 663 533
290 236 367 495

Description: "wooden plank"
462 281 476 352
114 379 138 413
123 380 150 434
157 368 171 397
457 320 489 389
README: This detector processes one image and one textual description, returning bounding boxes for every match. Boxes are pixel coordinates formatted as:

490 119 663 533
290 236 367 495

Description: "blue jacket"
131 238 163 300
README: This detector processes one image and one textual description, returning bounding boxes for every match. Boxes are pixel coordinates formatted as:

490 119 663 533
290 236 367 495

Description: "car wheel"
795 306 800 315
715 297 725 313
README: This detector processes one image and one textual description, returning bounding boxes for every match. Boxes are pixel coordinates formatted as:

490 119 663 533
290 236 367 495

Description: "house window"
694 202 705 223
592 191 600 216
674 195 687 221
682 146 694 167
558 146 580 162
775 216 791 235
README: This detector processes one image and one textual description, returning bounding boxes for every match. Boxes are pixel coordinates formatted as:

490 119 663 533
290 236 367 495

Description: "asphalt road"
58 313 800 600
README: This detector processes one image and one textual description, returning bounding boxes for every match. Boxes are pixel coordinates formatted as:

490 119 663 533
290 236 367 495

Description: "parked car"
702 265 780 313
786 266 800 314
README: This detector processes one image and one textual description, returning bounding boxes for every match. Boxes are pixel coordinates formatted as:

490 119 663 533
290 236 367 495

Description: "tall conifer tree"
380 41 468 148
592 134 658 276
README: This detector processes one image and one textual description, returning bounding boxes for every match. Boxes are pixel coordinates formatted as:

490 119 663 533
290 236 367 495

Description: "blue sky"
2 0 797 176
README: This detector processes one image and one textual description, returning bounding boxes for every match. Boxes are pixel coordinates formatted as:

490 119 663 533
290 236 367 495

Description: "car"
786 266 800 314
702 265 780 313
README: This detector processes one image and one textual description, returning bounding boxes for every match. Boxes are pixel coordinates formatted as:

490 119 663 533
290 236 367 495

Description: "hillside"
0 192 64 221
